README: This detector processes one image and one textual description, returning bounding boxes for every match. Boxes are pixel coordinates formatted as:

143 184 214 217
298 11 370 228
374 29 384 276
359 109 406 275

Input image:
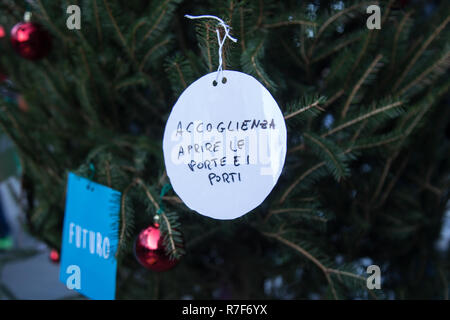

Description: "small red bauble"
0 25 5 38
49 249 60 263
17 95 30 112
10 22 52 60
134 225 180 272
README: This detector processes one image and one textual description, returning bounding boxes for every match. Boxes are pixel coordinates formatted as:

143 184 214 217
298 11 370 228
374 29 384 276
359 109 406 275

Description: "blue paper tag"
59 173 121 300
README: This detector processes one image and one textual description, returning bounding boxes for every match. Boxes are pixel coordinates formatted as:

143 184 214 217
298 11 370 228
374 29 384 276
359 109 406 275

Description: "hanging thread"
185 14 238 84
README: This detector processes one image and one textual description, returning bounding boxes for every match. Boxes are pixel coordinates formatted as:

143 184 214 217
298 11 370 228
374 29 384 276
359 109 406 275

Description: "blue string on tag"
88 163 95 179
157 183 172 215
86 163 96 191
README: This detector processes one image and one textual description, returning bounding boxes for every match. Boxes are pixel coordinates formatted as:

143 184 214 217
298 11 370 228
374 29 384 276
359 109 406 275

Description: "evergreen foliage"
0 0 449 299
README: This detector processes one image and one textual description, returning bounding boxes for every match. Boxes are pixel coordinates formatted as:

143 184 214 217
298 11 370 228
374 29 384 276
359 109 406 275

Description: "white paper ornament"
163 70 287 220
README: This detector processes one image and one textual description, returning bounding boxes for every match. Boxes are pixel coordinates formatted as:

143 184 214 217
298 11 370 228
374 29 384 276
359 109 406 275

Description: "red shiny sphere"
49 249 60 263
134 225 180 272
10 22 51 60
0 25 5 38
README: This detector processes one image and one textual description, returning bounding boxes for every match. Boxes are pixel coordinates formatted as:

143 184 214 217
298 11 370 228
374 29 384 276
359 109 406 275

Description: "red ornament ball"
0 25 5 38
49 249 60 263
134 225 180 272
10 22 52 60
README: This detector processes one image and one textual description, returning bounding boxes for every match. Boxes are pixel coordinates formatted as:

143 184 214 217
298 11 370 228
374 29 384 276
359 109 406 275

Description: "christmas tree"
0 0 449 299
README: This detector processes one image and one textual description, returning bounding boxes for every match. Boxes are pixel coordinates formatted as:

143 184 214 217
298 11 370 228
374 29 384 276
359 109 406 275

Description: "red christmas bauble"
10 22 52 60
17 95 30 112
0 25 5 38
134 225 180 272
49 249 60 263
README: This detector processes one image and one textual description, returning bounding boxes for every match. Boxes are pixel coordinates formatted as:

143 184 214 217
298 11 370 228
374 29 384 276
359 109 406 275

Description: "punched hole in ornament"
222 77 227 84
212 80 218 86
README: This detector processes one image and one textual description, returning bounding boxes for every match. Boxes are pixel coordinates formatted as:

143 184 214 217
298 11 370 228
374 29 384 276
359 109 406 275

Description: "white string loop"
185 14 238 83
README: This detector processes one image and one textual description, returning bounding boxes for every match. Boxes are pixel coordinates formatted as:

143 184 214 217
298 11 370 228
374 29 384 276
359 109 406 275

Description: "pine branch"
239 6 246 51
280 38 305 70
341 54 384 119
256 0 264 28
78 47 92 78
304 132 349 181
0 105 62 183
281 144 356 203
408 174 443 197
353 133 403 150
205 23 213 72
141 0 171 43
347 32 374 81
393 15 450 91
264 207 324 224
102 0 135 61
381 0 396 26
284 99 324 120
370 154 398 204
322 90 345 109
263 232 365 299
401 106 428 138
375 155 409 208
308 2 377 57
327 269 365 281
262 20 316 28
139 38 171 71
389 11 414 76
227 0 235 22
35 0 71 43
324 101 403 138
250 40 271 89
162 195 183 204
165 54 193 95
262 232 332 283
136 179 159 210
0 0 25 20
312 34 362 63
131 20 149 55
173 61 187 88
349 118 367 144
399 51 450 96
280 161 325 204
160 213 178 258
288 143 305 153
116 179 137 258
92 0 103 45
300 25 309 67
368 88 447 208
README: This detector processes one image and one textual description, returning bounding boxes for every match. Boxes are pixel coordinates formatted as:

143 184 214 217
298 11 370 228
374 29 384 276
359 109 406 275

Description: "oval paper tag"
163 70 287 220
